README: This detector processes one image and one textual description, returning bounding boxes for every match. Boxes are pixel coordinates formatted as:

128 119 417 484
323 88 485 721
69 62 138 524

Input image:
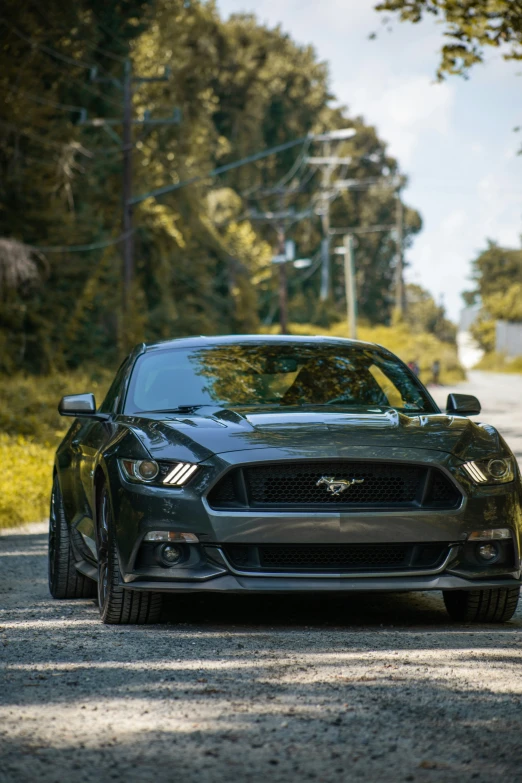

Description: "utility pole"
81 61 179 314
248 203 310 335
395 187 405 315
277 223 288 335
331 224 397 339
343 233 357 339
310 150 342 302
306 129 355 302
316 144 332 302
122 60 133 308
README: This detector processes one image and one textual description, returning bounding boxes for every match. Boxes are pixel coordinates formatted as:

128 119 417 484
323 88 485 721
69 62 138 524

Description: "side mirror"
58 393 97 417
446 393 481 417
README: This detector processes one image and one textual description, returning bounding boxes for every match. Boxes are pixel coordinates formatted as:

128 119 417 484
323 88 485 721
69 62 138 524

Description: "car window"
98 358 130 414
125 343 436 414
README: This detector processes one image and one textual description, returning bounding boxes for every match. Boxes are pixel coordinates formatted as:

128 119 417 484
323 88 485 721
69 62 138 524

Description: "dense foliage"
374 0 522 78
463 241 522 353
0 0 430 374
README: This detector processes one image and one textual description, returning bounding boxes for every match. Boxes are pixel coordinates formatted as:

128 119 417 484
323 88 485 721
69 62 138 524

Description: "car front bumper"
103 446 522 594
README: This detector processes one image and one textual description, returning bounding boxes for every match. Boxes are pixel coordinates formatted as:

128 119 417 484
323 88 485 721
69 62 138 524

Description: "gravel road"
2 371 522 783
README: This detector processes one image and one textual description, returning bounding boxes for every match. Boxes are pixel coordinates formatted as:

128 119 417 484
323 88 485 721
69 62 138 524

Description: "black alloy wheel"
96 483 163 625
443 587 520 623
48 475 96 599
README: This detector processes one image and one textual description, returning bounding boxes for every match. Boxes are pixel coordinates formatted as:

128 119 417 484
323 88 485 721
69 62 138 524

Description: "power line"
0 18 109 73
22 1 130 64
4 84 86 114
35 230 132 253
81 59 179 312
130 136 312 205
0 120 94 154
242 136 312 198
0 19 124 109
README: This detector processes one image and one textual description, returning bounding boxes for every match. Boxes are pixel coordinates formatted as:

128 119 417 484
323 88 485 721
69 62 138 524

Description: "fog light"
477 542 500 563
158 544 184 566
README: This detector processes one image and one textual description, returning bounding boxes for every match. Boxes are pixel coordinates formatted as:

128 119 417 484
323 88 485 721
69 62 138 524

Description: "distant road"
431 370 522 461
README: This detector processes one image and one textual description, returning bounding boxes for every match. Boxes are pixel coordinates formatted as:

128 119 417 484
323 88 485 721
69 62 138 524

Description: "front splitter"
122 573 522 594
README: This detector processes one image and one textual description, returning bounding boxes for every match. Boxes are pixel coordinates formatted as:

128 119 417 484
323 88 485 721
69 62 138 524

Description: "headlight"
120 459 159 482
119 459 199 486
462 457 515 485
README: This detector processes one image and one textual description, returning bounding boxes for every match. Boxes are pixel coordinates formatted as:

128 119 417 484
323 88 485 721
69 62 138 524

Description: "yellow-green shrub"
0 369 112 529
474 351 522 374
0 435 54 528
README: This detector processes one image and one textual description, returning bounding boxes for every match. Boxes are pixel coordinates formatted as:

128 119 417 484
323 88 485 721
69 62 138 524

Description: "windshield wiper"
139 404 211 414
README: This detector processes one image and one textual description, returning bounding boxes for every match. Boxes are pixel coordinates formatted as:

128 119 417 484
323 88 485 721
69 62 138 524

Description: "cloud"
345 76 455 164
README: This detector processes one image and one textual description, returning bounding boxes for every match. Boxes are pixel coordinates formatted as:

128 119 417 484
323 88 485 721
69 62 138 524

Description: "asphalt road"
1 371 522 783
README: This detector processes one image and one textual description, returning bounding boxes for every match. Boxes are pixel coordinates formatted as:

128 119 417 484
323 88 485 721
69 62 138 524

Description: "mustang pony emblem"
316 476 365 496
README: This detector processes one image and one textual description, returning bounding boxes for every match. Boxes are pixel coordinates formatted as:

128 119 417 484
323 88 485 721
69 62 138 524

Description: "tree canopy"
374 0 522 78
1 0 429 373
463 240 522 351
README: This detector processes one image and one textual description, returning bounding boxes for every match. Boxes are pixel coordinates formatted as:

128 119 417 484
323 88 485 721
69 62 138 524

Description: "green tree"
374 0 522 78
463 241 522 351
0 0 425 373
404 283 456 342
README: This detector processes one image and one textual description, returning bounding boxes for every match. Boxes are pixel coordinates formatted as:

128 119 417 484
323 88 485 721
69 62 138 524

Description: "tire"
96 483 163 625
443 587 520 623
48 475 97 599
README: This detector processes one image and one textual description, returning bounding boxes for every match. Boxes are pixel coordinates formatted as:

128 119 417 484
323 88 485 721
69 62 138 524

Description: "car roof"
142 334 383 353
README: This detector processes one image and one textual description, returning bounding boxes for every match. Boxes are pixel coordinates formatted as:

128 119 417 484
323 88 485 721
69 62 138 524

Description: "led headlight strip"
163 462 198 485
463 461 488 483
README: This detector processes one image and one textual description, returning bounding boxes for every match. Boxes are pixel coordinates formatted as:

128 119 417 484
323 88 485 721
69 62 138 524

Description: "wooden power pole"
343 233 357 339
81 61 179 314
395 188 405 315
122 60 134 311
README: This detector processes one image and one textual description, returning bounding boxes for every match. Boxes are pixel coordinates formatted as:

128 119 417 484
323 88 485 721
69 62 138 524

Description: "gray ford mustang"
49 335 522 624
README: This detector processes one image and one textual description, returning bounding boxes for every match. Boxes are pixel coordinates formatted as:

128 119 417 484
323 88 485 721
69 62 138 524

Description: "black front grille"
223 542 450 572
207 461 461 511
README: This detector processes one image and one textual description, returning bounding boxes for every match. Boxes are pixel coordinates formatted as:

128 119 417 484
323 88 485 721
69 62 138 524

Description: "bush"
474 351 522 374
0 368 112 529
0 435 54 528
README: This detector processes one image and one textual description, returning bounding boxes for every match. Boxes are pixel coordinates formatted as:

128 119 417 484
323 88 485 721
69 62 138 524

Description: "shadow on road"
3 530 522 782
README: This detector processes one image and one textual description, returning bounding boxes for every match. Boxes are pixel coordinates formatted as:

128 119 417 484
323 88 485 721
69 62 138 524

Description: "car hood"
118 407 505 464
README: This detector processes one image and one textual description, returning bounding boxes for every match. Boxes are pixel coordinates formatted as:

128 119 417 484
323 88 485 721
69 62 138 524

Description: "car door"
73 359 131 557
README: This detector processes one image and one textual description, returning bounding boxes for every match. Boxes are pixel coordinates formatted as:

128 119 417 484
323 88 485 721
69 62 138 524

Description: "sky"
217 0 522 323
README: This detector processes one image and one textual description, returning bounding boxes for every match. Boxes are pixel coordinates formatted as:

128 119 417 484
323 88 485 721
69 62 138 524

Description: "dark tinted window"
99 358 130 414
125 343 436 414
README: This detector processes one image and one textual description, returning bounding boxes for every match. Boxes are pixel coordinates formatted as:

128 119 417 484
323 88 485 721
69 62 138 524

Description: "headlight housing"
462 457 515 485
119 459 199 486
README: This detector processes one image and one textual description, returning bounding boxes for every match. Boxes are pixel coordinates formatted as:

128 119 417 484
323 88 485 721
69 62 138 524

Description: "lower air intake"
223 542 450 573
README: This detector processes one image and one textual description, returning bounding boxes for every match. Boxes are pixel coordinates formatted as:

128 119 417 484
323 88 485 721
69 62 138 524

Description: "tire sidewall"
96 484 122 622
48 475 64 596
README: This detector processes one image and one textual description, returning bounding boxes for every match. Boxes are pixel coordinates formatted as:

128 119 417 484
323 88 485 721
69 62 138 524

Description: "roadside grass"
0 369 112 529
0 435 54 527
473 351 522 374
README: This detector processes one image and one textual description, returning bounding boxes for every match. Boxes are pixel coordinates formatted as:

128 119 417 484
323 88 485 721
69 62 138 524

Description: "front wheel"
96 484 163 624
443 588 520 623
48 475 97 599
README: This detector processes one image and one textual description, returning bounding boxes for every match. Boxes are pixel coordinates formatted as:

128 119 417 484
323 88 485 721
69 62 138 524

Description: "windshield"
124 342 437 414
